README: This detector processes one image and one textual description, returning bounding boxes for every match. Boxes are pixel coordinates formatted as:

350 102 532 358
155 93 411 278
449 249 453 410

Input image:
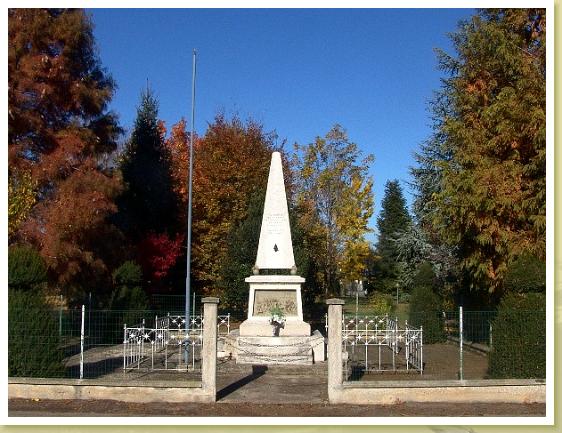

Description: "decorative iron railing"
123 313 230 372
335 314 423 377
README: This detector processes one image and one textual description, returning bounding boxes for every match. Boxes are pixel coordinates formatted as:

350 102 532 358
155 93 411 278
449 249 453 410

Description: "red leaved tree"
9 9 123 303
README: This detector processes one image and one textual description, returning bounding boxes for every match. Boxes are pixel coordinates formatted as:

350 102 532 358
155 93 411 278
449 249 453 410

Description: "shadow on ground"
217 365 268 400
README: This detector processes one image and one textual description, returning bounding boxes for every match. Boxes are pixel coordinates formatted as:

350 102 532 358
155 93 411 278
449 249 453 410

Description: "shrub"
488 292 546 379
8 244 47 291
108 261 149 337
398 291 411 304
504 253 546 293
9 289 65 377
112 260 143 288
367 292 394 315
408 286 446 343
408 263 445 343
110 261 148 311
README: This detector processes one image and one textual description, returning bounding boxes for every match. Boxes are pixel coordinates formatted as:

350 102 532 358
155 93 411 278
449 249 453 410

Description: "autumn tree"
293 125 374 296
371 180 411 292
190 114 277 293
412 9 546 302
163 119 191 225
8 9 123 303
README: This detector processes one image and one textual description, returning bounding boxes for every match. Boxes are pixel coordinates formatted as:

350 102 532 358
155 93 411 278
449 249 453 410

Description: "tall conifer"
373 180 411 291
412 9 546 298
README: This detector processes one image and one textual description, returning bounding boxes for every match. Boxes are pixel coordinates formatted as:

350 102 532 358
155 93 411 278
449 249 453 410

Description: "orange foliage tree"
164 114 277 294
8 9 123 303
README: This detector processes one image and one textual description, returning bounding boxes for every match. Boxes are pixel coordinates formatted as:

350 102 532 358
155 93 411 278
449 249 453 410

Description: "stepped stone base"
224 329 325 365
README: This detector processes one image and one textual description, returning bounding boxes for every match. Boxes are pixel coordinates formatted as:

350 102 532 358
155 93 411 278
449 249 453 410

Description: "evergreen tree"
8 244 47 292
411 9 546 300
219 185 317 317
219 189 265 315
373 180 411 292
117 90 178 239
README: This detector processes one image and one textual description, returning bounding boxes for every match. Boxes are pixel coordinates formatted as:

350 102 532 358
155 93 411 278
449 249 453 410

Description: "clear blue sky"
88 8 474 243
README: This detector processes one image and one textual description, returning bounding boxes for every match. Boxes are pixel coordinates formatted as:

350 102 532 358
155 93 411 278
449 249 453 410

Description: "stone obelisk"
254 151 295 271
239 151 310 336
224 152 325 365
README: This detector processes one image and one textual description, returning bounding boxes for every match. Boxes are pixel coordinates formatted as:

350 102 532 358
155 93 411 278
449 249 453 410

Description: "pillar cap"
202 297 220 304
326 298 345 305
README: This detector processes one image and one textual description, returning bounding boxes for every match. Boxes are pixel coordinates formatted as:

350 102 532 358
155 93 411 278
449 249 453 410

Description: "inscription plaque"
253 290 298 317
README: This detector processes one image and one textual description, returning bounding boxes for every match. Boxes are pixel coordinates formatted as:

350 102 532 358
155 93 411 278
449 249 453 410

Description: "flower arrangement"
269 304 285 336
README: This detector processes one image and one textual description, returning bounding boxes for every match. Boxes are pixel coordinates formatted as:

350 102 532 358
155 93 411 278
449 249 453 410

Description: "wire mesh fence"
8 306 231 381
9 299 546 384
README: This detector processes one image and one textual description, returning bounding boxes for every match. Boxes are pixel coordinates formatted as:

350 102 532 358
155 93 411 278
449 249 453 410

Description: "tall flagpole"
185 49 196 363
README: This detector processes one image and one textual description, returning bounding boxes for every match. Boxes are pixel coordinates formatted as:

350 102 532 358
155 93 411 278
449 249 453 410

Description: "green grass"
342 296 410 323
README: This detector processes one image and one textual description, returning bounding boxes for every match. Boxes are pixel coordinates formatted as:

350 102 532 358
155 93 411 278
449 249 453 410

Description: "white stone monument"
225 152 324 364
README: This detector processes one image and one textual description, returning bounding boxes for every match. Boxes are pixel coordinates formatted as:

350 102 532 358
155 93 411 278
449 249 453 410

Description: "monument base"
224 329 325 365
239 317 311 337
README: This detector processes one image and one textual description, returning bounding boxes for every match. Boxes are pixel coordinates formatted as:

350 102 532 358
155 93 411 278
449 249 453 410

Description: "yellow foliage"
8 170 36 237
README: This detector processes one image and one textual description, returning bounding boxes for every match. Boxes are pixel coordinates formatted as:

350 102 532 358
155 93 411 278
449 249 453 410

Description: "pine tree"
117 90 178 239
412 9 546 299
373 180 411 292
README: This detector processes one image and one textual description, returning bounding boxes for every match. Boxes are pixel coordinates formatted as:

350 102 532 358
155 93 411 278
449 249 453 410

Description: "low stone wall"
8 377 214 404
329 379 546 405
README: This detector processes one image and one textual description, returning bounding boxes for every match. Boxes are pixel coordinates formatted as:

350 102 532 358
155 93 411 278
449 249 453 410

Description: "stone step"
236 353 313 365
217 359 328 375
235 337 313 365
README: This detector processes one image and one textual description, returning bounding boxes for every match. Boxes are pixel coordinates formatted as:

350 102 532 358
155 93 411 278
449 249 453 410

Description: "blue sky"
88 8 474 243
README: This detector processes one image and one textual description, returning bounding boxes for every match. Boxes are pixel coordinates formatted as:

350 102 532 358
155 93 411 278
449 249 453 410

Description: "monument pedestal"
239 275 310 337
226 275 325 364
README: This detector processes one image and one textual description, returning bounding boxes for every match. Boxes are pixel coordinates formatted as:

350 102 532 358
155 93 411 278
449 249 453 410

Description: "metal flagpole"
185 49 197 364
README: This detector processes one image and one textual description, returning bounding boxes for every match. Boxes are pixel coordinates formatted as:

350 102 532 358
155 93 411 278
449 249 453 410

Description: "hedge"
488 292 546 379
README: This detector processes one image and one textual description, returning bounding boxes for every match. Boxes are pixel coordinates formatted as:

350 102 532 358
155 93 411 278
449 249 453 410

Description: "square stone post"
201 297 219 400
326 298 345 398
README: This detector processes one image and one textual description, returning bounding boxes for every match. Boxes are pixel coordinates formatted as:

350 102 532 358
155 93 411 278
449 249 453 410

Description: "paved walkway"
216 362 328 403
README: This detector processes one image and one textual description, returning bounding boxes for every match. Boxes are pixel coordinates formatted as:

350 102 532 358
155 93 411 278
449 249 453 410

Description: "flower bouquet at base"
269 305 285 336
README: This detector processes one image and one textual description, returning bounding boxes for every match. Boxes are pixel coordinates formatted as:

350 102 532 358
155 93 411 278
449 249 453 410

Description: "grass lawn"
341 296 410 323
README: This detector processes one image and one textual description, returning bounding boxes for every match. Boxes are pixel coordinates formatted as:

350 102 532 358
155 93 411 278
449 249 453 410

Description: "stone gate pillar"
202 297 219 400
326 298 345 399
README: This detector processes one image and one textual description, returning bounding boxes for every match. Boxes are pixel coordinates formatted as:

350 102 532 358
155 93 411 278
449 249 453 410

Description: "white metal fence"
123 313 230 372
334 314 423 377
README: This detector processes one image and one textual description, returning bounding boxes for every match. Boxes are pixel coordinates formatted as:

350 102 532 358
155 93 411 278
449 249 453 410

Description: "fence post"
59 294 63 337
326 298 345 401
123 323 127 373
80 305 85 380
459 305 464 381
489 322 493 350
420 325 424 375
202 297 219 401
